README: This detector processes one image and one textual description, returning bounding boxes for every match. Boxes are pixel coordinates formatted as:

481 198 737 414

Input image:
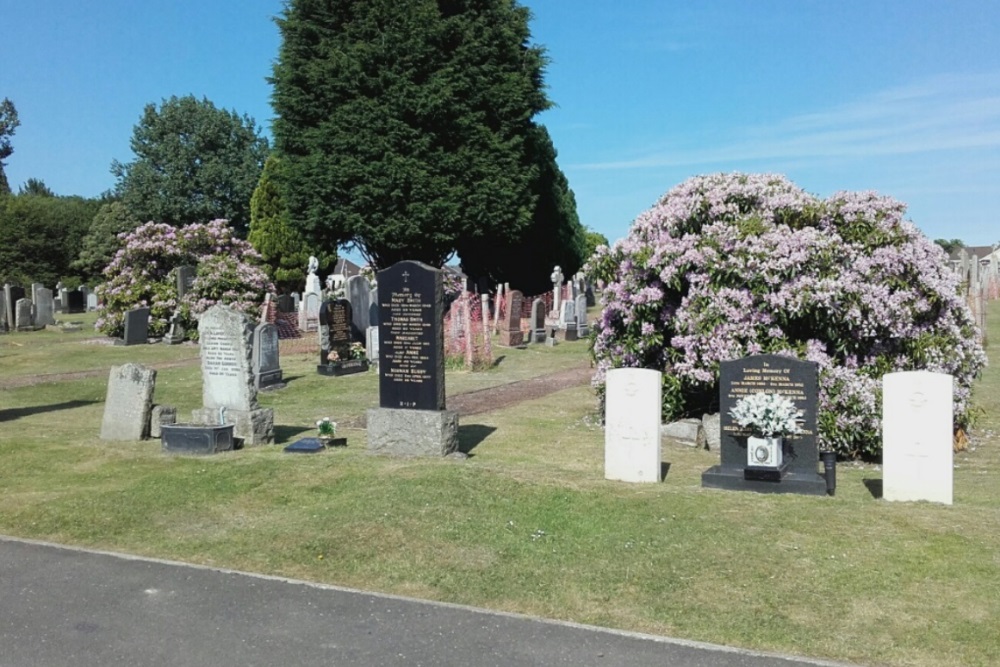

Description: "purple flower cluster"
95 219 274 338
588 173 986 457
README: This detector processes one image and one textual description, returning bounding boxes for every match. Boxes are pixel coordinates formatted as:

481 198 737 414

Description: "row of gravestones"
605 354 956 505
0 283 97 333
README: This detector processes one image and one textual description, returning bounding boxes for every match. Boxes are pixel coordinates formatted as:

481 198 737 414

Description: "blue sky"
4 0 999 247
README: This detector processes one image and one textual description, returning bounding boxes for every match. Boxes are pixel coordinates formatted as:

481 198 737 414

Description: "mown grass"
1 313 998 666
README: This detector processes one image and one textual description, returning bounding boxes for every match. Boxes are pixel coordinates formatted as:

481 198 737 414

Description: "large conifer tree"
270 0 559 270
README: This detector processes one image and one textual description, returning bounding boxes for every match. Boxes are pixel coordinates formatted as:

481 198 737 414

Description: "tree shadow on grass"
0 400 99 422
863 478 883 499
457 424 497 455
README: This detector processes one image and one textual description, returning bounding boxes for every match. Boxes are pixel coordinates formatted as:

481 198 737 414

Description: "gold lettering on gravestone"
201 326 241 379
722 360 813 436
382 286 432 388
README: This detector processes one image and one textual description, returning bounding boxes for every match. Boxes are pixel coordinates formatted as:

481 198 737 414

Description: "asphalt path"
0 537 860 667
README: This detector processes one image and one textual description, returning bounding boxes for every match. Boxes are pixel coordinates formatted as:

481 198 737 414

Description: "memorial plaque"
703 354 825 495
319 299 353 365
377 261 445 411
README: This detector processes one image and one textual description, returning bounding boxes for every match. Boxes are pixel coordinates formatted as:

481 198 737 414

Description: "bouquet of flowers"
729 392 802 438
316 417 337 438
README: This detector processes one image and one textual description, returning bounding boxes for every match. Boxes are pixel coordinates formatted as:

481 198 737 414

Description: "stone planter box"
161 423 235 455
317 359 369 376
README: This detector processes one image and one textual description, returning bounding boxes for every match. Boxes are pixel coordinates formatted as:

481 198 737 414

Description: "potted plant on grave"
315 417 345 447
729 392 803 468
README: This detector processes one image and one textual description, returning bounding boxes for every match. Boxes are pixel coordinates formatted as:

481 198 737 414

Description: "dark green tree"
0 194 100 285
0 98 20 196
72 199 140 282
248 155 323 293
457 125 586 294
111 95 269 235
270 0 551 269
18 178 55 197
933 238 965 256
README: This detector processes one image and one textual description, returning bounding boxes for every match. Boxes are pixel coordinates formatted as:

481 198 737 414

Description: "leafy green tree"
18 178 54 197
111 95 269 235
248 155 322 293
457 125 586 294
270 0 551 269
582 228 610 263
72 199 140 282
933 238 965 256
0 194 100 285
0 98 19 196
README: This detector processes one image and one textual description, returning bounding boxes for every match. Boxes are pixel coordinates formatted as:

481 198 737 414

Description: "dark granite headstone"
276 293 294 313
702 354 825 495
176 265 196 299
66 289 86 314
122 307 150 345
319 299 353 365
5 285 25 330
346 275 370 342
377 261 445 411
252 322 284 390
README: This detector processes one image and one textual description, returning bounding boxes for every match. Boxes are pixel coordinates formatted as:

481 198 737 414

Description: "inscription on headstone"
319 299 353 365
252 322 284 390
703 354 825 495
377 261 445 411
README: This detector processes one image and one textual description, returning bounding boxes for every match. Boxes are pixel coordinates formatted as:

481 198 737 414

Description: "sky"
4 0 1000 249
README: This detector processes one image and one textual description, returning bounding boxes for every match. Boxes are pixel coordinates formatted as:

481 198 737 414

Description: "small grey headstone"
662 418 706 448
100 363 157 441
0 290 7 331
15 298 33 331
530 298 545 343
149 405 177 438
702 413 721 450
86 292 98 311
575 294 589 337
558 300 576 329
33 287 55 327
177 265 197 299
366 325 380 366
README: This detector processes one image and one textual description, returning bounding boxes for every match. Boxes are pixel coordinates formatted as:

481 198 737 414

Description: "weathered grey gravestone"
498 290 524 347
176 265 196 300
252 322 284 390
86 291 98 311
367 260 457 456
121 307 150 345
702 354 826 495
346 275 371 341
558 300 576 330
33 287 55 327
299 292 321 332
99 363 157 441
882 371 953 505
530 298 545 343
15 298 34 331
575 294 589 337
191 305 274 446
366 325 379 368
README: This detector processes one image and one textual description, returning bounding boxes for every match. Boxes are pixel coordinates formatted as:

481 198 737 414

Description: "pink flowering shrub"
588 173 986 457
96 219 273 338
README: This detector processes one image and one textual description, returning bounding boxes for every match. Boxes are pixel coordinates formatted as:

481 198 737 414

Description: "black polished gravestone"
702 354 827 495
317 299 368 376
117 307 150 346
376 261 445 411
65 289 86 314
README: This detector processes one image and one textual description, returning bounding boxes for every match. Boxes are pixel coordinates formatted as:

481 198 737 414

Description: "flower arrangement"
729 392 802 438
350 342 366 360
316 417 337 438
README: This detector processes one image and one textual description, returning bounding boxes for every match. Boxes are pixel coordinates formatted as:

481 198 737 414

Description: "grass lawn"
1 309 999 666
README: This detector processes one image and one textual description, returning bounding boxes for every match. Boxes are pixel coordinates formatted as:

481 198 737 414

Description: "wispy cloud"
577 71 1000 170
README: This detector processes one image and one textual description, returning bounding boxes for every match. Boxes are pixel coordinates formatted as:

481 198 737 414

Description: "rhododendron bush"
589 173 985 457
96 220 273 338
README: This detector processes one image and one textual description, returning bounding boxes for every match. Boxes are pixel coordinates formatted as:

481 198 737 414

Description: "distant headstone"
550 265 564 317
15 298 34 331
5 285 25 330
605 368 662 482
366 325 380 367
86 291 98 311
66 288 86 314
299 292 321 332
252 322 284 390
530 299 546 343
346 275 371 341
33 287 55 327
162 312 186 345
367 260 457 456
121 307 150 345
563 321 578 342
319 299 353 366
498 290 524 347
368 286 379 326
176 265 196 300
191 305 274 446
882 371 953 505
558 300 575 330
575 294 589 337
99 363 157 441
702 354 826 495
276 293 294 313
0 290 6 331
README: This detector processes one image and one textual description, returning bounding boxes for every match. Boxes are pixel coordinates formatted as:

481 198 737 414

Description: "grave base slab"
366 408 458 457
701 465 827 496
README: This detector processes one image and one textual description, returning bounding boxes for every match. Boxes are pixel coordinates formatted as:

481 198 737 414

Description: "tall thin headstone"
176 265 196 300
882 371 953 505
498 290 524 347
191 305 274 446
530 298 545 343
550 265 564 317
367 261 457 456
346 275 371 341
5 285 25 330
605 368 662 482
575 294 589 337
34 287 55 327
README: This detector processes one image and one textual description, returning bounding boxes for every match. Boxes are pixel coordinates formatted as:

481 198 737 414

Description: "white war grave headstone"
604 367 662 483
882 371 953 505
100 363 157 441
192 305 274 446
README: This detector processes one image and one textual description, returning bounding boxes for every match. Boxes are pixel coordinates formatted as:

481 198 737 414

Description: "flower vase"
747 435 783 468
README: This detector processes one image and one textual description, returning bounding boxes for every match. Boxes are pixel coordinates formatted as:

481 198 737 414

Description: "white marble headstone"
605 368 662 483
882 371 953 505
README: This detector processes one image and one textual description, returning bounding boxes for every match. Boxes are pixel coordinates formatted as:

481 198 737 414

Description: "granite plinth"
366 408 458 457
317 359 369 376
191 407 274 446
701 465 827 495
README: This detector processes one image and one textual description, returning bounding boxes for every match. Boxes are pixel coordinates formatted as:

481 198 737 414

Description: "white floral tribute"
729 392 802 438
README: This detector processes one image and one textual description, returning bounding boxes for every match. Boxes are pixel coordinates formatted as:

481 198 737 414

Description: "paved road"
0 537 859 667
